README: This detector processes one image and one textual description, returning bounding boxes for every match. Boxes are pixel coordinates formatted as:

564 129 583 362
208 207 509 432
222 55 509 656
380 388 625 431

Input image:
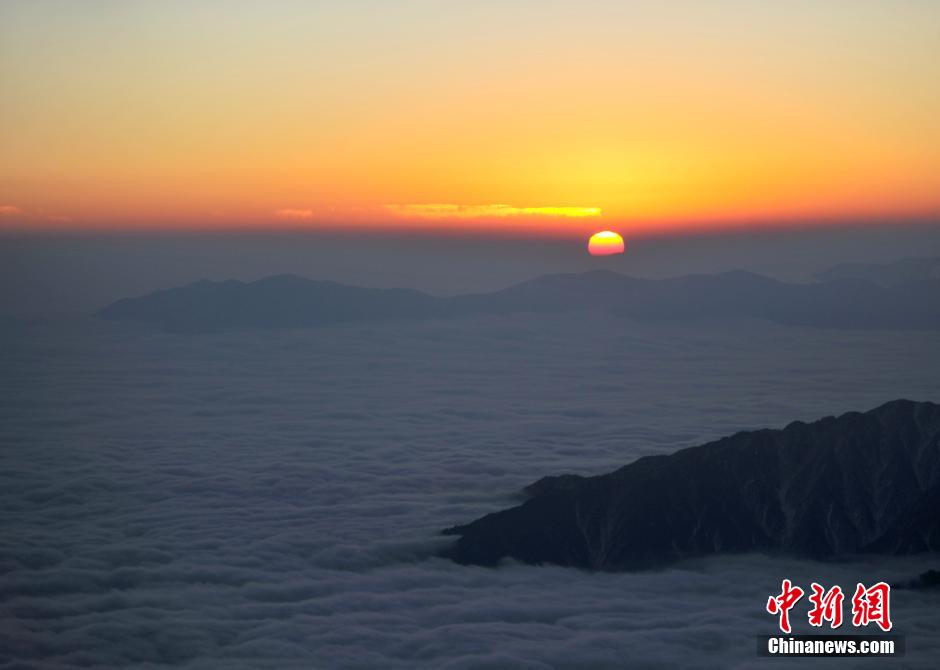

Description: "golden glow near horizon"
274 208 315 221
1 1 939 235
588 231 625 256
385 204 602 220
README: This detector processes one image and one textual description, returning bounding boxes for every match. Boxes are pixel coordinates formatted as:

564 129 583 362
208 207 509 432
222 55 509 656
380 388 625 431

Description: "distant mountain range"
441 400 940 570
815 256 940 287
98 274 441 331
97 258 940 331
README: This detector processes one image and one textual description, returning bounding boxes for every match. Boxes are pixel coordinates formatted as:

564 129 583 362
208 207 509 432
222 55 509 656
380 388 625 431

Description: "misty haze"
3 232 940 667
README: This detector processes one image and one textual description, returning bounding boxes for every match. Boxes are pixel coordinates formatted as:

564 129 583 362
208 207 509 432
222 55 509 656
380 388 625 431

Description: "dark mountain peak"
522 473 586 499
442 400 940 570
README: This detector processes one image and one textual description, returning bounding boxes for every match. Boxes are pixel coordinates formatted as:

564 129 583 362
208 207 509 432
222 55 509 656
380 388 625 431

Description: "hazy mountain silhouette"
815 256 940 287
97 262 940 331
442 400 940 570
894 569 940 591
457 268 940 329
97 274 443 331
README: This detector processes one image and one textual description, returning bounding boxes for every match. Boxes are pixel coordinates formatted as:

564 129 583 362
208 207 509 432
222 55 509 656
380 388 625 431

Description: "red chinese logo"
766 579 804 634
766 580 892 633
807 583 844 628
851 582 892 632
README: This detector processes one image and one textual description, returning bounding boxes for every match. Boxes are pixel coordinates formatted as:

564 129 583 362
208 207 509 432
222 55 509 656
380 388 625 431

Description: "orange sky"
1 1 939 236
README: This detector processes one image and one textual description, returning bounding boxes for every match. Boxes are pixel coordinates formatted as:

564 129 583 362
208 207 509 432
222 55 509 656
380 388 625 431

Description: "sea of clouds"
1 312 939 668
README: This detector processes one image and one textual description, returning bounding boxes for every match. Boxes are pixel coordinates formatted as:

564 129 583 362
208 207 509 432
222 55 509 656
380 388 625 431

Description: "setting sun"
588 231 625 256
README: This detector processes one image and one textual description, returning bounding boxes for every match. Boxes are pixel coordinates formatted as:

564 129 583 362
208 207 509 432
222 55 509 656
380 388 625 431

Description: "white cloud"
1 314 938 667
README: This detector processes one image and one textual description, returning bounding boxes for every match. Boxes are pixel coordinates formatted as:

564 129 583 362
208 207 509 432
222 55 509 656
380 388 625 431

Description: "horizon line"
2 214 939 240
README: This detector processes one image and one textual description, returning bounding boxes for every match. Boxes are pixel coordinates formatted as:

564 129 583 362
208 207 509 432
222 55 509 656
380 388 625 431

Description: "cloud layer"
385 204 601 220
1 313 939 668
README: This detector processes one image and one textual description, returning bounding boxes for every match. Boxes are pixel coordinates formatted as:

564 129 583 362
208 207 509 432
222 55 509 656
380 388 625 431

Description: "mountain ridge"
441 399 940 570
96 264 940 331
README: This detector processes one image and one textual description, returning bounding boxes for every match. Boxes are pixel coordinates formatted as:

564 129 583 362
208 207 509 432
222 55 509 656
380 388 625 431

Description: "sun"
588 231 625 256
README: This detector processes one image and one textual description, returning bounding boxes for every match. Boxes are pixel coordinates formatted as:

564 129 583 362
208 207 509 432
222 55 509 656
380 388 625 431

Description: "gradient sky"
1 0 939 235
